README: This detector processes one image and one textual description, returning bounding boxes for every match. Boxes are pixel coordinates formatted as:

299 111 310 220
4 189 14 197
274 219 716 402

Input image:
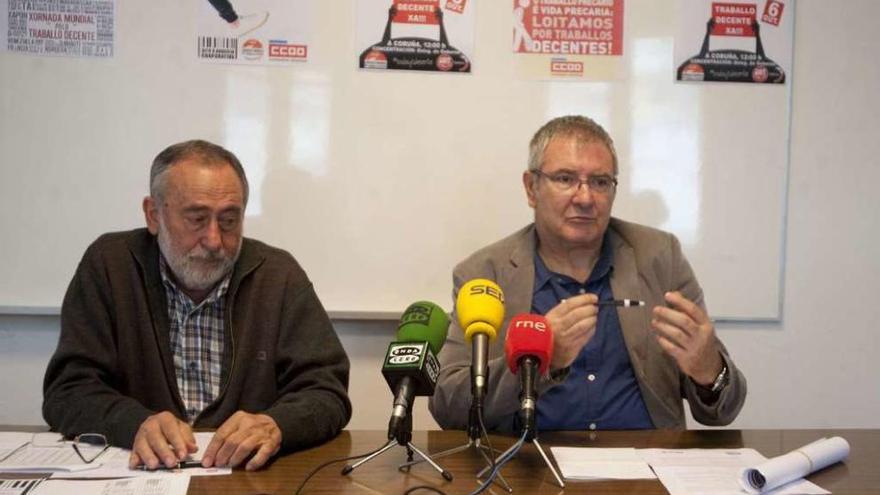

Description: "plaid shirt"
159 256 231 422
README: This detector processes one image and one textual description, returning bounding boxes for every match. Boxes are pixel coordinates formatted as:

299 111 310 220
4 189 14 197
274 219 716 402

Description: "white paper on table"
739 437 849 494
0 478 46 495
652 465 828 495
51 432 230 479
0 445 102 472
639 448 828 495
550 447 656 480
0 432 106 472
32 475 190 495
190 432 215 462
0 433 33 461
639 448 768 467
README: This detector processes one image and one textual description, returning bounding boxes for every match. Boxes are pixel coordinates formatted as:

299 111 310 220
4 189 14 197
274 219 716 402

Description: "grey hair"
149 139 249 206
527 115 618 175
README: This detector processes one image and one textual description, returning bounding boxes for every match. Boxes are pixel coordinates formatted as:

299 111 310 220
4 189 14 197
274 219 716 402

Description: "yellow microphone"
456 279 505 405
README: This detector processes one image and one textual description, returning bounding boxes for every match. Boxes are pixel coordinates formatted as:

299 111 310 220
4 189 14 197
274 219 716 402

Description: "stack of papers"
550 445 833 495
33 476 191 495
0 433 96 472
0 432 230 478
550 447 655 480
0 433 32 461
739 437 849 494
640 448 828 495
0 478 44 495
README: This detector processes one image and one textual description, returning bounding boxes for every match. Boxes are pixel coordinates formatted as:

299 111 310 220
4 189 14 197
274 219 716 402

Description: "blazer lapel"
609 229 681 425
500 225 537 319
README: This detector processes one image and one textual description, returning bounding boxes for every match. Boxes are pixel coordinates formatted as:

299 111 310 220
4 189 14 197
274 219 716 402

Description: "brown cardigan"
43 228 351 452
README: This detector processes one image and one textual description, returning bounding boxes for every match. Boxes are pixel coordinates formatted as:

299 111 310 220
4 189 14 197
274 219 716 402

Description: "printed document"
51 432 230 479
0 478 45 495
550 447 656 480
32 475 189 495
639 448 828 495
0 432 103 472
0 433 32 461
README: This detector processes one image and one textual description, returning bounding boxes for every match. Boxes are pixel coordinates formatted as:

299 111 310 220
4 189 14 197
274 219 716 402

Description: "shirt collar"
534 231 615 289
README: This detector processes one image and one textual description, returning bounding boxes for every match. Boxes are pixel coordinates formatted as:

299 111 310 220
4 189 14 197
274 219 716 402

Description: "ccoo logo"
269 43 307 60
550 60 583 76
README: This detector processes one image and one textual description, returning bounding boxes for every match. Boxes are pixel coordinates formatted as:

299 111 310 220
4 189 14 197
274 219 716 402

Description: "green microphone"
396 301 449 355
384 301 450 438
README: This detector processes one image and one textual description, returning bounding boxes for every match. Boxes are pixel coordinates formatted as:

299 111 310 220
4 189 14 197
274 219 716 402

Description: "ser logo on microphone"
468 284 504 302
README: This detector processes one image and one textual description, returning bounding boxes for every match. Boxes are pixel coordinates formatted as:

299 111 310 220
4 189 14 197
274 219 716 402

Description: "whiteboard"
0 0 790 320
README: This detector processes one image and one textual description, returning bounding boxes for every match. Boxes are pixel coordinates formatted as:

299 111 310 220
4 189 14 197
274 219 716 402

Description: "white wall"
0 0 792 322
2 1 879 430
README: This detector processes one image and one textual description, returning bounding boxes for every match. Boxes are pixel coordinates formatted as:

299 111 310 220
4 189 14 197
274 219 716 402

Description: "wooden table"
181 429 875 494
2 428 875 494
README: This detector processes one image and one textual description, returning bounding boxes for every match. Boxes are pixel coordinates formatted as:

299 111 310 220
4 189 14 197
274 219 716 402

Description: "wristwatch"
705 362 729 393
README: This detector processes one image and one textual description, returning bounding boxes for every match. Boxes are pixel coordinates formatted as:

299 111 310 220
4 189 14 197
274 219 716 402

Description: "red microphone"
504 314 554 436
505 314 553 374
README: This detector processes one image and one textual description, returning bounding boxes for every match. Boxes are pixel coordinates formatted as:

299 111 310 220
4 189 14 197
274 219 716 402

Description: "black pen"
597 299 645 307
136 460 204 471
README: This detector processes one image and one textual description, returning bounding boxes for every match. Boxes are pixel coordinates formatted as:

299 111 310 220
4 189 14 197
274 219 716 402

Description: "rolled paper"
739 436 850 494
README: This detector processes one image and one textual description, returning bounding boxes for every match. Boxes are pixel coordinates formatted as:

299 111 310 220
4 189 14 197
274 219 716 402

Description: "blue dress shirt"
532 235 654 430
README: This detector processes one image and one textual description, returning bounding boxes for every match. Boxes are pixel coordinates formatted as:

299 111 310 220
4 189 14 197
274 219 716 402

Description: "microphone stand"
398 347 512 492
342 402 453 481
478 357 565 488
479 422 564 489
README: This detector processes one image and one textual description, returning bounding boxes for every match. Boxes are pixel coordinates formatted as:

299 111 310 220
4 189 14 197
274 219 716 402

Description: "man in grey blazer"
429 115 746 432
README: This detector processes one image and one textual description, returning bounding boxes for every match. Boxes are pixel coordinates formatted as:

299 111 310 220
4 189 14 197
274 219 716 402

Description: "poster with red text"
512 0 625 80
196 0 315 66
356 0 475 73
675 0 794 83
1 0 115 58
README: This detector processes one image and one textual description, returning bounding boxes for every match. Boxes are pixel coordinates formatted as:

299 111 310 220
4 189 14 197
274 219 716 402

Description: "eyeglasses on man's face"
532 170 618 194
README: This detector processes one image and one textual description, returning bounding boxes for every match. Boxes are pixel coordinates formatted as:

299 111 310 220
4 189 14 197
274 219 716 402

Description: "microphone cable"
403 486 448 494
468 430 528 495
476 404 496 474
293 444 455 495
293 443 388 495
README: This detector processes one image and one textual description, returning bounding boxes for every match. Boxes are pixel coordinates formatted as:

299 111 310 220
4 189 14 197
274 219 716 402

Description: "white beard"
157 221 240 292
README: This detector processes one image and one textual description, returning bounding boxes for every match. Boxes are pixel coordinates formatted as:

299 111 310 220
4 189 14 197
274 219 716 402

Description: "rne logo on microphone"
468 284 504 302
514 319 547 332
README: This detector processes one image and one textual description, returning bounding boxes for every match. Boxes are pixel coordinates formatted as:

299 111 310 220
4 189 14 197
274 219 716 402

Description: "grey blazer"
428 218 746 431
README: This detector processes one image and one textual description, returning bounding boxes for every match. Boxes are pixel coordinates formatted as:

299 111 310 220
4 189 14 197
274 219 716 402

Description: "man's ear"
143 196 160 235
523 171 538 208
